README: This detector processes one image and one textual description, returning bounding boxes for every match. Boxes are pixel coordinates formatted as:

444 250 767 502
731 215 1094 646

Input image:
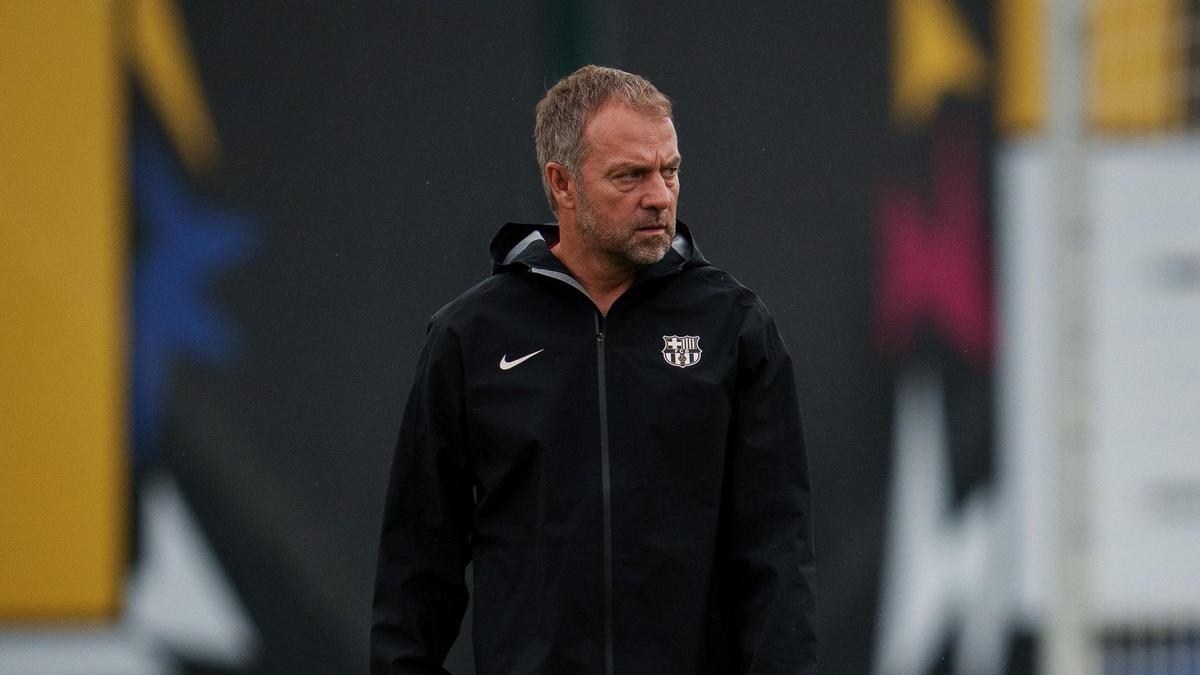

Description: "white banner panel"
1090 140 1200 621
998 138 1200 624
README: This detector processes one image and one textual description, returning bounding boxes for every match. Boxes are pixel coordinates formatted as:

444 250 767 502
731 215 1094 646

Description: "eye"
662 166 680 179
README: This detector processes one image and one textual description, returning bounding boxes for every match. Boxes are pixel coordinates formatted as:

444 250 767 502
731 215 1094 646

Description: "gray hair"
534 65 673 213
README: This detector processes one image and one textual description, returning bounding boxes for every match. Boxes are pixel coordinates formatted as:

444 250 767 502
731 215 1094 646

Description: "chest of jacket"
459 272 743 549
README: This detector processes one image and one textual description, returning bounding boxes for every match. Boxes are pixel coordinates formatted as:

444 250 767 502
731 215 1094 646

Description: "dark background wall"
164 2 897 672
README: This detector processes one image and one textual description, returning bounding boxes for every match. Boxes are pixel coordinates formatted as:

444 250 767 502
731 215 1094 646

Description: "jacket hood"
488 220 710 280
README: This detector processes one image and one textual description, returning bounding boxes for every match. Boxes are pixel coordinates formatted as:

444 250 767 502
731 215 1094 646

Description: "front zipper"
531 267 616 674
594 312 614 675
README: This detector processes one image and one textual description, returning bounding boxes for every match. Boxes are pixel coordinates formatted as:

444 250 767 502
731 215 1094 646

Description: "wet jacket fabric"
371 221 816 674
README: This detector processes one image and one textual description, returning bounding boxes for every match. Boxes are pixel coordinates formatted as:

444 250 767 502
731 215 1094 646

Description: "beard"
576 190 675 269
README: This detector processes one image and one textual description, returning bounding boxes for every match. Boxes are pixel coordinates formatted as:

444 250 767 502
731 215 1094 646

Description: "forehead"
582 103 678 164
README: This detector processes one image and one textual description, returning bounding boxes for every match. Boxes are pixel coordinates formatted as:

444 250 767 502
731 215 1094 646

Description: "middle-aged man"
372 65 817 674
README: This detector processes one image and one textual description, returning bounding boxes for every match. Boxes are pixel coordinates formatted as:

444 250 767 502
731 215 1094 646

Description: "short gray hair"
534 65 673 213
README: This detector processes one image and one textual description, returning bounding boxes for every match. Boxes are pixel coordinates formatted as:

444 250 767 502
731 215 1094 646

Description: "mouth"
636 223 670 235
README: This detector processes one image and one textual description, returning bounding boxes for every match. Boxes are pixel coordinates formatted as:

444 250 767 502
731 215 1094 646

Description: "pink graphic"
874 118 993 368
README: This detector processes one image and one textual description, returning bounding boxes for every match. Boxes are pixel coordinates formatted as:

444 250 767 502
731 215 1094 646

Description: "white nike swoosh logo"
499 349 544 370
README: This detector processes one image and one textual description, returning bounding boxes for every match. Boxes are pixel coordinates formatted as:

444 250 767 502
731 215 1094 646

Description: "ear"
545 162 577 211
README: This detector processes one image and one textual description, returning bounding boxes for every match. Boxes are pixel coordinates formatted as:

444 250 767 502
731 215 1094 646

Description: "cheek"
618 195 645 214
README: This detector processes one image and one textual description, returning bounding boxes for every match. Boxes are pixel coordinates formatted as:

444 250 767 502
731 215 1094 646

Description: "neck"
551 228 639 317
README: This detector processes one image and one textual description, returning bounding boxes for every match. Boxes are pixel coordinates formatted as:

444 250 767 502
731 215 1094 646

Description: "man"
372 65 816 674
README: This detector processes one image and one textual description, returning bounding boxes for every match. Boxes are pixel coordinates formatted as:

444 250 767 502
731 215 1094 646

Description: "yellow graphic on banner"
130 0 220 173
997 0 1187 134
0 0 217 619
1090 0 1185 132
997 0 1043 132
891 0 988 127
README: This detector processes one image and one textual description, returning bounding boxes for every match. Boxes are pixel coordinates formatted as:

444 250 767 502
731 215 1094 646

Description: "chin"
625 242 671 267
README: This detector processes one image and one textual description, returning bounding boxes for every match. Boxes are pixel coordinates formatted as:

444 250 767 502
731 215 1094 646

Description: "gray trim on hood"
529 267 588 296
670 232 691 259
502 229 546 265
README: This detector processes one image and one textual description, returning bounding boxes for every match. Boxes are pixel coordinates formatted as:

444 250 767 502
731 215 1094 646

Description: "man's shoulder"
427 274 511 329
678 263 771 314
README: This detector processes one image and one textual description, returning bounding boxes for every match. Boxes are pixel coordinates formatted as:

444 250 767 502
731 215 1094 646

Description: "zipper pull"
596 332 605 343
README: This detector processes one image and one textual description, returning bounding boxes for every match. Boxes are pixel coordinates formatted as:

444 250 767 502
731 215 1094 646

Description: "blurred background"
2 1 1198 673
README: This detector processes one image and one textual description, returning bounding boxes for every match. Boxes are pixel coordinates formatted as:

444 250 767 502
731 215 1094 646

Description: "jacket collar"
489 220 709 284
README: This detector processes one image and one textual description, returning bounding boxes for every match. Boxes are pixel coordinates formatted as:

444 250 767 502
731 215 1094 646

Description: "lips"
636 221 671 234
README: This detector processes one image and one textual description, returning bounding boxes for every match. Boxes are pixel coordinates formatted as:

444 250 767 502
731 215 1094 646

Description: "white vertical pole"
1044 0 1095 673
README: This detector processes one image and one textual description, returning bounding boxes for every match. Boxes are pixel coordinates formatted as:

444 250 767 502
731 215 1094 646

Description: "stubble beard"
576 189 675 270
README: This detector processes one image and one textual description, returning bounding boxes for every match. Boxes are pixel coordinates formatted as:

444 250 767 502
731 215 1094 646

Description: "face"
573 103 681 269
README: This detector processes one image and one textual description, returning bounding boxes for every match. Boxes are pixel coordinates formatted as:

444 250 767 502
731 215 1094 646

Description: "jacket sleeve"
371 320 475 674
723 300 818 673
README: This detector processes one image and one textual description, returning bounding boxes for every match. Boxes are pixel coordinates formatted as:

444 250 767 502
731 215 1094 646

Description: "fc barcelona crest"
662 335 702 368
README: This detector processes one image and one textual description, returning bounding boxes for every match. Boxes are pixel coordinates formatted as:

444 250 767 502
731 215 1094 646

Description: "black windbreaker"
372 221 816 674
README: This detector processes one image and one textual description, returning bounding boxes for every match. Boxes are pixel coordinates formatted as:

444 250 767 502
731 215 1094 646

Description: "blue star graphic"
131 128 257 465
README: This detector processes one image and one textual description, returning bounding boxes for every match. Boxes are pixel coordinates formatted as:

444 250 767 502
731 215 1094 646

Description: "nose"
641 173 674 211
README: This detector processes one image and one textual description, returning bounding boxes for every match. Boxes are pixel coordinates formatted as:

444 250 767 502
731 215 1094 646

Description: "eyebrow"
606 155 683 174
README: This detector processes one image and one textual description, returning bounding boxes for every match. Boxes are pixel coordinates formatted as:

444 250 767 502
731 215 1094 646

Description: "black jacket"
372 222 816 674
